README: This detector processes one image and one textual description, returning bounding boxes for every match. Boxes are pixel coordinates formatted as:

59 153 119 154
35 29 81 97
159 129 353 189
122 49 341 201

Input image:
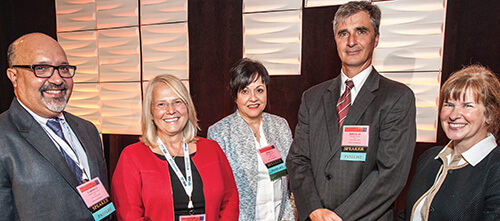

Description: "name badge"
340 125 369 162
76 177 115 220
258 144 287 181
180 214 206 221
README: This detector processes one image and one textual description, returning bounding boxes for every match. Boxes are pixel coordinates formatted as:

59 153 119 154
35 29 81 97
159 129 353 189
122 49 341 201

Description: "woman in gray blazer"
208 58 295 221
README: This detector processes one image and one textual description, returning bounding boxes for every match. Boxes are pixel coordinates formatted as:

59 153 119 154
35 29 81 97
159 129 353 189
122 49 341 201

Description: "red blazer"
111 137 239 220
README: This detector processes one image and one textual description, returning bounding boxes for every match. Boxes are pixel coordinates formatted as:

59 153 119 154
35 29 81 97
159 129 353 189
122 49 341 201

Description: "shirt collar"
16 99 65 126
340 65 373 90
462 133 497 166
434 133 497 166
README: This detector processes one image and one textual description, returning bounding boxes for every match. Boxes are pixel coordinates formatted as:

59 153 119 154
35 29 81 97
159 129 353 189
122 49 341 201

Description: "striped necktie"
336 80 354 129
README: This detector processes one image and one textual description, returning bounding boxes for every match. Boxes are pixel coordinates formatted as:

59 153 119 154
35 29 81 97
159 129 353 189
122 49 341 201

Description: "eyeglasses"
11 64 77 78
152 100 186 110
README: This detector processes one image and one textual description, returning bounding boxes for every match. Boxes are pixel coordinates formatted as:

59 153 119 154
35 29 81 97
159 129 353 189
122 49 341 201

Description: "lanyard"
44 122 90 181
157 137 193 209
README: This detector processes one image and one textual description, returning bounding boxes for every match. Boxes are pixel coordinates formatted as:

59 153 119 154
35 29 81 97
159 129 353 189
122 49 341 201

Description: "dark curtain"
188 0 243 134
0 0 57 112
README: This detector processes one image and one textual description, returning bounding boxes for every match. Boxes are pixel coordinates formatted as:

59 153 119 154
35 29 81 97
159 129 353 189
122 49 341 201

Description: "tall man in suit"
287 1 416 221
0 33 110 220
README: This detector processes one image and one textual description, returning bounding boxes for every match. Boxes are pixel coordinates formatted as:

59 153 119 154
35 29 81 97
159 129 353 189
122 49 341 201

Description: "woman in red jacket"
111 74 239 220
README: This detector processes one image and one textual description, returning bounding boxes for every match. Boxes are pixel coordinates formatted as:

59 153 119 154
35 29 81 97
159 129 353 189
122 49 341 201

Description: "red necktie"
336 80 354 129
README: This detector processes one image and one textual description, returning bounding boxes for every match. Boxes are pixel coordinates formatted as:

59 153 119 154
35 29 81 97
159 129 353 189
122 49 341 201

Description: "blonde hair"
141 74 199 147
440 65 500 135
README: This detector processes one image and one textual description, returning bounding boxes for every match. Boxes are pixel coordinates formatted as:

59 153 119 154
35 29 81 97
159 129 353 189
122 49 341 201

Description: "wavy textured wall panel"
65 83 102 131
56 0 190 135
243 0 301 13
56 0 96 32
373 0 446 72
305 0 357 8
140 0 187 25
96 0 138 29
98 27 141 82
243 10 302 76
375 0 446 142
100 82 142 135
141 23 189 81
382 72 441 142
58 31 99 83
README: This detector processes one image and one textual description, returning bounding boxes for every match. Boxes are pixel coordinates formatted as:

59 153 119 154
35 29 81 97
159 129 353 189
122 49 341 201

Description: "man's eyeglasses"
11 64 77 78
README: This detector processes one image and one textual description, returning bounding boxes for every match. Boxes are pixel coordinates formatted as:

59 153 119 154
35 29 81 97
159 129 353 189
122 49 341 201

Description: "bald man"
0 33 110 220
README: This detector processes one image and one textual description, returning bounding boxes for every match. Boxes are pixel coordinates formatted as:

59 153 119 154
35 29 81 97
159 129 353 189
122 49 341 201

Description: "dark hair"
229 58 270 99
440 64 500 135
333 1 381 35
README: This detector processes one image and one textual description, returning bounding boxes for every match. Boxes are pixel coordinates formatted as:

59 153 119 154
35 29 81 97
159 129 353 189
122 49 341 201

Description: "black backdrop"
1 0 499 215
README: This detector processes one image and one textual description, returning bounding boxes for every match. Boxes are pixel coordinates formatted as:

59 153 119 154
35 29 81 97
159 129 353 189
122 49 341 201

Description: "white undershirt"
254 123 282 221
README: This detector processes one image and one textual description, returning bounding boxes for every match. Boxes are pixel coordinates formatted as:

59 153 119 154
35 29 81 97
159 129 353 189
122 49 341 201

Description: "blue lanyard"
44 122 89 181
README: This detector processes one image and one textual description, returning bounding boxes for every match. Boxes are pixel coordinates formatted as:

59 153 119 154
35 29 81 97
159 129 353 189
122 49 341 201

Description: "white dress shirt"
340 65 373 104
254 122 283 221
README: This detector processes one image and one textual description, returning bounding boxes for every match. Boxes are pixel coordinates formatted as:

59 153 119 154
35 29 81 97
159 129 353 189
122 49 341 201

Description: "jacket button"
325 175 332 180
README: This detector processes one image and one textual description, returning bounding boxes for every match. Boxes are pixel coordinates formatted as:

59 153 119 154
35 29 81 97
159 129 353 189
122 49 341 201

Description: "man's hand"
309 208 343 221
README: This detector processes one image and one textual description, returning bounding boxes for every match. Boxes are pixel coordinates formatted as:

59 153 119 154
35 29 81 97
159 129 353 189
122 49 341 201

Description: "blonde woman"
112 74 239 220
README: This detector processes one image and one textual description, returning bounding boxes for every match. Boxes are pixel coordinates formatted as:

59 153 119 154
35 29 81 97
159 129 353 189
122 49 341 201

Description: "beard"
40 82 69 113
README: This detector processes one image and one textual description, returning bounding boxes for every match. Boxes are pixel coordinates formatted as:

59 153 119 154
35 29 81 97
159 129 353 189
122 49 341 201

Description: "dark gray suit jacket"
0 99 109 220
287 69 416 221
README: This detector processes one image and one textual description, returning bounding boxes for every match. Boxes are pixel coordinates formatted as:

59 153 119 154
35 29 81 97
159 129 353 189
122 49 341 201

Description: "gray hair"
333 1 381 35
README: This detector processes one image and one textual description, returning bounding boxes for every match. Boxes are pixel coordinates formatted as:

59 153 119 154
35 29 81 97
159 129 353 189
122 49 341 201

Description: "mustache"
39 82 68 92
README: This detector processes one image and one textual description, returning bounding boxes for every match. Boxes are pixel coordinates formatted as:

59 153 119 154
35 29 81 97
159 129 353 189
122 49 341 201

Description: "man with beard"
0 33 110 220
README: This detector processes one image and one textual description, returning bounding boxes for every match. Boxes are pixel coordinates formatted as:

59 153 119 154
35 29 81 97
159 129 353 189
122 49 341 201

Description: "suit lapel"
323 77 342 154
261 113 276 148
324 70 380 164
231 111 259 186
65 113 101 180
9 99 80 188
227 111 258 217
262 113 286 155
344 69 379 126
